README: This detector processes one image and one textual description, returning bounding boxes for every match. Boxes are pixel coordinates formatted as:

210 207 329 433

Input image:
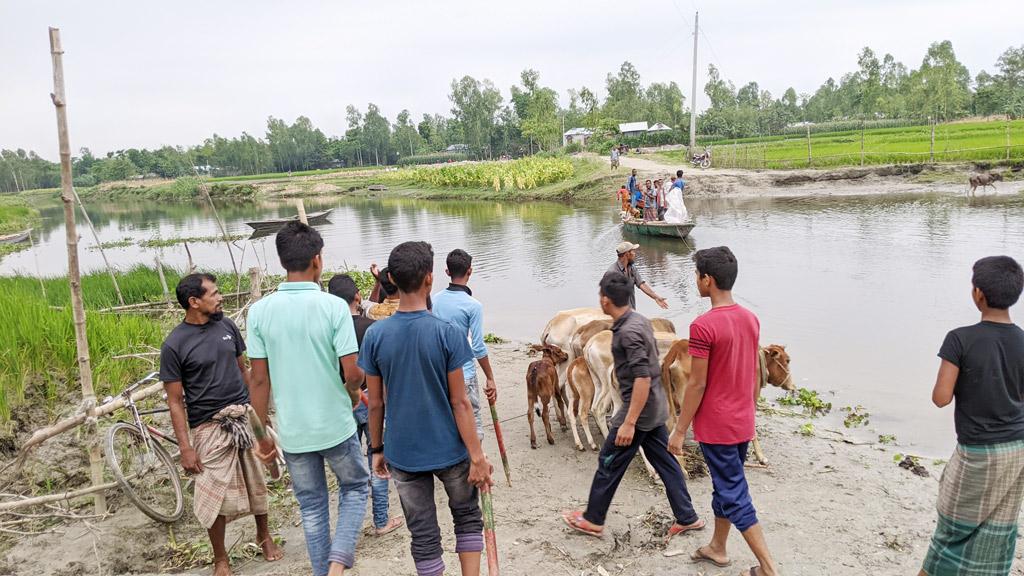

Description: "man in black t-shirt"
327 273 404 536
921 256 1024 576
160 274 283 576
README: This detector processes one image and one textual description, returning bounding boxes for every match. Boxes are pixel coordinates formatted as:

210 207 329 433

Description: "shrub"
397 152 474 166
73 174 97 187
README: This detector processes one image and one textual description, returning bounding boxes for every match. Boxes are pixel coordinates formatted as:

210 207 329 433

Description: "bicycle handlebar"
122 371 160 397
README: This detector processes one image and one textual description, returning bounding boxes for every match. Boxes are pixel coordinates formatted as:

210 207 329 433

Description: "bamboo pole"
71 187 124 306
48 27 105 515
0 481 119 512
295 199 308 224
154 255 170 303
481 486 499 576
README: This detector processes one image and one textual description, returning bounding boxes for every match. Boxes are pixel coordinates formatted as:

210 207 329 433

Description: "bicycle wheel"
104 422 184 523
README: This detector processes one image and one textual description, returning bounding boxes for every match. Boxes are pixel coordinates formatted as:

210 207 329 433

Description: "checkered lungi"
922 440 1024 575
191 405 268 529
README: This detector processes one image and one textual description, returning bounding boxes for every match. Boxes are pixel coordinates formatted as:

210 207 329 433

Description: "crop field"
657 119 1024 169
379 157 575 190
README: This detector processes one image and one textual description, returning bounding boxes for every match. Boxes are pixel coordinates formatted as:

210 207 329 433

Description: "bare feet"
213 558 232 576
374 516 404 536
259 537 284 562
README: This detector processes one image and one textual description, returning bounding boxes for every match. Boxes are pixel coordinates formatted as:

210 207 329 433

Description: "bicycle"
102 371 185 524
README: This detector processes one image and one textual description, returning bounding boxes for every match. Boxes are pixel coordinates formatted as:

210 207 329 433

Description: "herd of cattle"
525 308 796 474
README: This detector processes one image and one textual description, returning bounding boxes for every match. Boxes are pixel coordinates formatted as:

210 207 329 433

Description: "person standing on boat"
608 242 669 310
627 169 640 210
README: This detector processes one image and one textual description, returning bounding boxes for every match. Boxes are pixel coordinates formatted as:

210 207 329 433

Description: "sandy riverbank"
4 343 1022 576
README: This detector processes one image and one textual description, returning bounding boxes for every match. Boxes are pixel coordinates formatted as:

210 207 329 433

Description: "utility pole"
688 11 699 157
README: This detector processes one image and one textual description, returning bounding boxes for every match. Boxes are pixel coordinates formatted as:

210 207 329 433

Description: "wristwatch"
369 444 384 455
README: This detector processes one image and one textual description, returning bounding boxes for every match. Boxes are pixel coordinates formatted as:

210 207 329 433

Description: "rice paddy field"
658 119 1024 169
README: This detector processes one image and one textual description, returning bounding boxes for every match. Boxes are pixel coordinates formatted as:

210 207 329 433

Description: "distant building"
562 127 594 147
647 123 672 133
618 122 649 137
445 144 470 153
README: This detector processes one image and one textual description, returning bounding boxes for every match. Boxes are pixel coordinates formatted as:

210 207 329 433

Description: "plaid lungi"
191 405 268 529
923 440 1024 575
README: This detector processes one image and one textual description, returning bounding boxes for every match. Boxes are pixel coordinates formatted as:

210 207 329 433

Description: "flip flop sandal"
561 510 603 537
665 518 706 543
690 546 732 568
745 567 762 576
374 516 404 536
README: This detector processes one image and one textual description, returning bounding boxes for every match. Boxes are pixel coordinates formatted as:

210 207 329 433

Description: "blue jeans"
283 433 369 575
464 375 484 440
354 402 392 529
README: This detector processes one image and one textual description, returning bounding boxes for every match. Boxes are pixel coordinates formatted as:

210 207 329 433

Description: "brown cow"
968 172 1002 196
526 344 569 449
566 357 599 451
661 340 794 466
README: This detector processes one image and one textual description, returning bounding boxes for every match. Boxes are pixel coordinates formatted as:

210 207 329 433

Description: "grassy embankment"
0 267 374 425
657 119 1024 169
0 197 41 258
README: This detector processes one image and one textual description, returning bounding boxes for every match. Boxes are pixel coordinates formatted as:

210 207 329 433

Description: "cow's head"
530 344 569 365
992 172 1004 182
762 344 795 391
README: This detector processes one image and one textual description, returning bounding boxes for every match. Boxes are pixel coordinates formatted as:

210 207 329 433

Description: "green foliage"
381 158 574 191
878 434 897 444
842 405 870 428
72 174 97 187
483 333 507 344
397 153 473 166
88 238 135 251
563 143 582 154
797 422 815 437
140 234 247 248
776 387 833 417
0 196 40 235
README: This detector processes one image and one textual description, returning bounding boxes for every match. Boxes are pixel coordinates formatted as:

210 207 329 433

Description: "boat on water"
0 229 31 245
621 219 695 240
246 209 333 232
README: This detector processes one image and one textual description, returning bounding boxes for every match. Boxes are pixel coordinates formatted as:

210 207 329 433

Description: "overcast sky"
2 1 1021 160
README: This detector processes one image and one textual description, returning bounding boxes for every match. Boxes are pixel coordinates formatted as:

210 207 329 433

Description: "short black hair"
676 169 683 178
175 273 216 310
693 246 738 290
447 249 472 279
388 241 434 293
327 274 358 304
377 267 399 297
972 255 1023 309
599 271 631 307
275 221 324 272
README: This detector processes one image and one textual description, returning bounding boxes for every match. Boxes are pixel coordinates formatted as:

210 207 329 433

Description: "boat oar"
481 485 500 576
246 406 282 481
488 398 512 487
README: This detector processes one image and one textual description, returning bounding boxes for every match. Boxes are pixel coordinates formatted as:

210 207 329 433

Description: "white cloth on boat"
663 184 688 223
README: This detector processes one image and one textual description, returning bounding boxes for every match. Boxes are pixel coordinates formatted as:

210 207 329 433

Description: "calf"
526 344 569 449
566 357 599 451
661 340 794 466
968 172 1002 196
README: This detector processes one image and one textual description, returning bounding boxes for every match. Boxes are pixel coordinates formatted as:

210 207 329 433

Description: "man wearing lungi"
921 255 1024 576
161 273 283 576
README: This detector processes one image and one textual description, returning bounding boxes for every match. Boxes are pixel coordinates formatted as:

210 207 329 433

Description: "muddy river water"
4 191 1023 455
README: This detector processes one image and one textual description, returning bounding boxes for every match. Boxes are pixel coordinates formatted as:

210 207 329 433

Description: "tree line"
2 40 1021 193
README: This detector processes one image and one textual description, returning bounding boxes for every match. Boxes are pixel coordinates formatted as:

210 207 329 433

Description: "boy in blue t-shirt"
358 241 494 576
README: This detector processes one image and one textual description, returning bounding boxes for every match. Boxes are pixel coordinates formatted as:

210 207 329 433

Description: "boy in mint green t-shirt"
249 221 367 576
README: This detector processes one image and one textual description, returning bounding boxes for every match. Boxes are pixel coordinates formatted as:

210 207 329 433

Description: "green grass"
0 196 41 235
657 119 1024 169
378 157 574 191
208 166 378 182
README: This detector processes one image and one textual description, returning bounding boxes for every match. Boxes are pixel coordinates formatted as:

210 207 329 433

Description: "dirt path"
591 152 1020 199
6 343 1023 575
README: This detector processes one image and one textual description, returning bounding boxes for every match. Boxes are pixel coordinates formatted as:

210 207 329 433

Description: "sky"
2 0 1021 160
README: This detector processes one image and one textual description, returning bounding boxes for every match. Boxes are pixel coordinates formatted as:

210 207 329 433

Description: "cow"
566 357 599 451
526 344 569 449
661 340 794 466
968 172 1002 196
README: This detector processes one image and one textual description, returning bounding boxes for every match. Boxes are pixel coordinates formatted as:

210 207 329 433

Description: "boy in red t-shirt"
669 246 779 576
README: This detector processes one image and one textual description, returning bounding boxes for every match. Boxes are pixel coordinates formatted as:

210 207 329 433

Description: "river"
4 191 1023 456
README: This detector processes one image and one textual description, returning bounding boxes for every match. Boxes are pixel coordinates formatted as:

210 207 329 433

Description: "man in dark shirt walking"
608 241 669 310
562 272 701 541
160 273 282 576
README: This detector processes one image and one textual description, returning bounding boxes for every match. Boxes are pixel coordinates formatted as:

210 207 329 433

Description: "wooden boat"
0 229 31 245
621 219 695 240
367 184 388 191
245 209 333 232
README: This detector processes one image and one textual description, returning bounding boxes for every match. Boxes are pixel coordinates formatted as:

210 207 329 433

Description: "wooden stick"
488 400 512 487
481 485 499 576
295 199 308 224
49 27 104 516
13 382 164 474
28 230 47 300
154 255 170 304
0 481 119 512
71 186 124 306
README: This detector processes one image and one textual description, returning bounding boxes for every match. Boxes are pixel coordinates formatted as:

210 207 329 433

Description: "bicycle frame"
113 372 178 452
